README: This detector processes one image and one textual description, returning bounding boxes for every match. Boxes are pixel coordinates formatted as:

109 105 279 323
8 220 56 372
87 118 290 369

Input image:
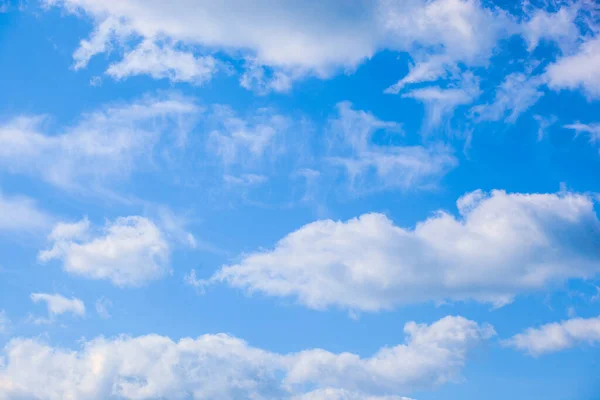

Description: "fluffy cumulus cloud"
30 292 86 317
0 94 200 190
0 191 53 234
0 315 493 399
43 0 377 90
201 190 600 311
39 216 170 287
327 102 457 191
504 316 600 356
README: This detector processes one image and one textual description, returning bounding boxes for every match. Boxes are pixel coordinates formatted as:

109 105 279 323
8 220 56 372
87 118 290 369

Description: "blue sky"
0 0 600 399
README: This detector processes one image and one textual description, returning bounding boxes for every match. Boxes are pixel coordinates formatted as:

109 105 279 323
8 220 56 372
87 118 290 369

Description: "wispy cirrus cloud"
0 94 201 191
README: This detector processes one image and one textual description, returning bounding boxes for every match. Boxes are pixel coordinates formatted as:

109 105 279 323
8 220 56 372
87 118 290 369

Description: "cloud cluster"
42 0 520 93
39 216 170 287
201 190 600 311
0 315 493 399
504 316 600 356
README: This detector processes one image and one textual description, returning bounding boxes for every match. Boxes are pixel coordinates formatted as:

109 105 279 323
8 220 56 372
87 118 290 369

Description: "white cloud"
207 105 290 168
95 297 112 319
328 102 457 192
44 0 377 90
106 41 218 84
0 191 53 234
202 190 600 311
0 315 492 399
39 216 170 287
563 122 600 145
382 0 514 93
44 0 520 93
546 37 600 99
30 293 85 317
224 174 268 187
471 73 545 123
533 114 557 141
521 5 580 52
504 316 600 356
402 73 481 129
0 94 200 190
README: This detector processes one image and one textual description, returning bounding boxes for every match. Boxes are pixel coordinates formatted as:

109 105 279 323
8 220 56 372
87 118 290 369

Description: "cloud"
202 190 600 311
0 94 200 190
30 292 85 317
382 0 513 91
327 102 457 192
44 0 521 93
521 4 580 52
95 297 112 319
224 174 268 187
402 73 481 129
471 73 545 123
563 122 600 145
207 105 290 168
546 37 600 99
0 315 492 399
0 191 53 234
39 216 170 287
504 316 600 356
44 0 377 90
533 114 558 141
106 40 218 84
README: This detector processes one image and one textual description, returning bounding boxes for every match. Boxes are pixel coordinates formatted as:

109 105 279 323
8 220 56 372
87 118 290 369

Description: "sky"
0 0 600 399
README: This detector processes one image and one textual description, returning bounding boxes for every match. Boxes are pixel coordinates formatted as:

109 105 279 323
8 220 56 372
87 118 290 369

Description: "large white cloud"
0 94 200 190
0 315 493 399
30 292 85 317
504 316 600 356
42 0 520 92
39 216 170 287
199 190 600 311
